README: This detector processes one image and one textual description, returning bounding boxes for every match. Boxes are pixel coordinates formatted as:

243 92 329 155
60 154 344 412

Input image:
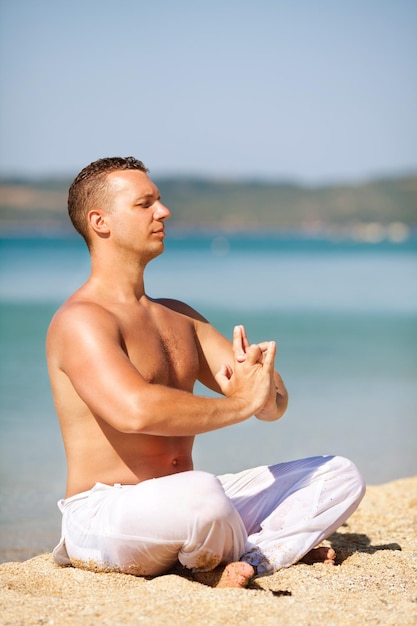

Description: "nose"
153 200 171 220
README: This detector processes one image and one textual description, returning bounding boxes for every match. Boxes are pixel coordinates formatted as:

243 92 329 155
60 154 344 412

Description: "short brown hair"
68 156 149 247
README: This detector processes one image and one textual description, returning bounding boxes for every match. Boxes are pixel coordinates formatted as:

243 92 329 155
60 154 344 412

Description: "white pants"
53 455 365 577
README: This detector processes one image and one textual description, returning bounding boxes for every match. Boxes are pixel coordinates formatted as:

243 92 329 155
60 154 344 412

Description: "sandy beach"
1 476 416 626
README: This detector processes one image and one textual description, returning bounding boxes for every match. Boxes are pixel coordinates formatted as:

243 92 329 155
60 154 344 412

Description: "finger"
254 341 276 365
257 341 276 353
219 363 233 378
262 341 277 370
233 325 246 361
225 363 233 378
244 343 263 365
240 325 250 352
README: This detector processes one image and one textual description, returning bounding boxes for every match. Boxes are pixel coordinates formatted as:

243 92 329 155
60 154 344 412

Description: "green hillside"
0 173 416 234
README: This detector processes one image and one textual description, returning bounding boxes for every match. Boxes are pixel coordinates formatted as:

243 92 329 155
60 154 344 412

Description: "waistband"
57 482 125 512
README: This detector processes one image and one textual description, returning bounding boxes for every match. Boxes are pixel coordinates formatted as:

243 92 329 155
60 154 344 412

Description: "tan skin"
47 169 332 587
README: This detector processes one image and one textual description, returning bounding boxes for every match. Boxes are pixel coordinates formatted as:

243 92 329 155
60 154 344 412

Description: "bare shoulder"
153 297 209 323
49 298 117 333
46 297 120 362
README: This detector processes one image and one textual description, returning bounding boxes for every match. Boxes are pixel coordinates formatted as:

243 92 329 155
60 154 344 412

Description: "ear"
88 209 110 235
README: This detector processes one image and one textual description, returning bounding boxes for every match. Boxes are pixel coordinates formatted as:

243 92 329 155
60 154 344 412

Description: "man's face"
103 169 171 260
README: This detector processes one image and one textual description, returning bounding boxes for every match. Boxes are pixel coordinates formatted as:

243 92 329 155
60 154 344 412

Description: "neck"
88 248 149 302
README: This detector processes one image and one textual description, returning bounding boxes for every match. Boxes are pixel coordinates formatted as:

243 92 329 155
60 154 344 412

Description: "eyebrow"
135 191 161 202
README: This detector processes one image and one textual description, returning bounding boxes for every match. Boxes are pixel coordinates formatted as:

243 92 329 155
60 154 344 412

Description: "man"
48 156 365 588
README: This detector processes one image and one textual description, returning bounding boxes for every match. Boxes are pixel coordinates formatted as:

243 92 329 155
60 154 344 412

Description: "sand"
1 476 416 626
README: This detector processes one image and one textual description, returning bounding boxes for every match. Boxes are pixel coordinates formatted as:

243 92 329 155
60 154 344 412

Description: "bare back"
47 292 204 497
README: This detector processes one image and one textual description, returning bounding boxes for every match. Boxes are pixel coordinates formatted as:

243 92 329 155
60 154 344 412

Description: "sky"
0 0 416 183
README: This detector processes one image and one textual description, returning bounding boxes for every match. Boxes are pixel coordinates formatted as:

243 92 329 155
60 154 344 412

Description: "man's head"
68 156 149 248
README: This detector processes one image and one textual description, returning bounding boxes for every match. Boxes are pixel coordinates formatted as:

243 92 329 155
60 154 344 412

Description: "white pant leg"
218 455 365 575
55 470 248 576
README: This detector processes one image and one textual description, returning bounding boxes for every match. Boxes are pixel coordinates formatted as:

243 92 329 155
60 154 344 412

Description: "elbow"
256 410 285 423
278 393 289 418
255 392 288 423
115 393 153 434
114 384 174 435
276 387 289 418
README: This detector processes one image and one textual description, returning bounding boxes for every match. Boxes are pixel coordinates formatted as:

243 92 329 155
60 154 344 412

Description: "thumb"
215 363 233 386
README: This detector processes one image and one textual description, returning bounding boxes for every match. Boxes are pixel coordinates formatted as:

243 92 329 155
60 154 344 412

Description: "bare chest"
119 308 199 389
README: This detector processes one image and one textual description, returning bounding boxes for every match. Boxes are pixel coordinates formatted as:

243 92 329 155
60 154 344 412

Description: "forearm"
124 335 277 435
117 384 256 436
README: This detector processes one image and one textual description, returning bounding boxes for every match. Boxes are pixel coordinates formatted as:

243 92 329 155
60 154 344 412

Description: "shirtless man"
47 157 365 588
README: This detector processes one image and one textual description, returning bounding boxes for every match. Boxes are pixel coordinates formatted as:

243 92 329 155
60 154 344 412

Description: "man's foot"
193 561 255 588
300 546 336 565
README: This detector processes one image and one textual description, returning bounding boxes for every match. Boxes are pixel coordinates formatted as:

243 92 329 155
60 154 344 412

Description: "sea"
1 232 416 563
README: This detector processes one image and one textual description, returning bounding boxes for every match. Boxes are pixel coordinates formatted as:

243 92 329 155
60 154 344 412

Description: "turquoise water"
1 234 416 561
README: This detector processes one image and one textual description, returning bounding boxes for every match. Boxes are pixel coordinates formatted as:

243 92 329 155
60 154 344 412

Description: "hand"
231 325 288 422
215 325 277 416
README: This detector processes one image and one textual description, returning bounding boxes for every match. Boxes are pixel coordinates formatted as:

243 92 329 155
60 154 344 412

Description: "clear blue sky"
0 0 416 182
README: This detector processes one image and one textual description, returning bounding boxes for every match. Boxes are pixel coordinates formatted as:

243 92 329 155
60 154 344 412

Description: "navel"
172 458 178 467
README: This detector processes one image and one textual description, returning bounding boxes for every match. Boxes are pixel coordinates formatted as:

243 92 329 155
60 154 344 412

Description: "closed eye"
135 193 161 208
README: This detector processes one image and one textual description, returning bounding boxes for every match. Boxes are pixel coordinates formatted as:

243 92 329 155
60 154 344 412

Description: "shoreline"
1 476 416 625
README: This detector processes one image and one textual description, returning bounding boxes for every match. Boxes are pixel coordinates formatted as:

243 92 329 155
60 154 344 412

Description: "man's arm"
164 301 288 422
47 302 276 437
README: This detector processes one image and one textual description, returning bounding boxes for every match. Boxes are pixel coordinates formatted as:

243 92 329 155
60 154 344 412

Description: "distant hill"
0 173 416 236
